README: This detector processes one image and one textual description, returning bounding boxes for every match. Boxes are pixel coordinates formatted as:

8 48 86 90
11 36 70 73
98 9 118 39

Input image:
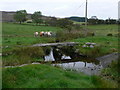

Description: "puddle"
44 46 103 75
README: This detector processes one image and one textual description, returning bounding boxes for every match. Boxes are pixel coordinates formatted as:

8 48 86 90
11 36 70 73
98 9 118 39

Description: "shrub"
114 32 120 37
87 32 95 36
101 61 119 84
107 33 113 36
56 30 84 42
42 46 51 55
13 47 45 58
3 47 45 66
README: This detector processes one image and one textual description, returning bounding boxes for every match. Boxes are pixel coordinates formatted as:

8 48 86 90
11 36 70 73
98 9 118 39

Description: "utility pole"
85 0 88 36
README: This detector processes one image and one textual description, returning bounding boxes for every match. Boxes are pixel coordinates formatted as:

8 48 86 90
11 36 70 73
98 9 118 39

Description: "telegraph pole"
85 0 88 36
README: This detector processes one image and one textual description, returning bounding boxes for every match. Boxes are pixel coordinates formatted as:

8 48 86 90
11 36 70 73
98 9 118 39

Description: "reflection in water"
52 61 103 75
44 47 102 75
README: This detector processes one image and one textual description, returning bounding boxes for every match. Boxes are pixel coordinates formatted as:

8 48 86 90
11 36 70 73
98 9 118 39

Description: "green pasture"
2 23 119 88
84 24 118 36
2 23 62 46
3 23 62 36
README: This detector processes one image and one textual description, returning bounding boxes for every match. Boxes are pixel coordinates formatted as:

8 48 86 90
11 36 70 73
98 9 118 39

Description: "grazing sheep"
40 31 44 37
39 31 53 37
44 32 48 37
34 32 39 37
47 32 52 37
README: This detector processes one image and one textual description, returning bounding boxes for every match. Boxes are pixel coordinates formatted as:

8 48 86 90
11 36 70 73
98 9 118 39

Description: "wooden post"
85 0 88 36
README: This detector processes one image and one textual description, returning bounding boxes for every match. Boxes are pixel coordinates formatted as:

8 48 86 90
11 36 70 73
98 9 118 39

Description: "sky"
0 0 119 19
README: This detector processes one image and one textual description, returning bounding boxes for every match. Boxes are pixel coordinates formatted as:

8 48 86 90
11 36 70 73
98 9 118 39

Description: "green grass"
86 24 118 36
69 36 118 57
2 64 117 88
2 23 62 47
2 23 119 88
101 61 120 84
3 23 62 36
3 47 45 66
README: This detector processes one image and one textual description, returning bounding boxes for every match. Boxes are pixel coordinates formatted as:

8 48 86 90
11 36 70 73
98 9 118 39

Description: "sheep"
34 32 39 37
47 32 52 37
44 32 48 37
40 31 44 37
39 31 53 37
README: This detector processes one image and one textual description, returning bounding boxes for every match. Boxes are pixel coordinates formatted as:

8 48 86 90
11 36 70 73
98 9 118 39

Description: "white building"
90 16 98 19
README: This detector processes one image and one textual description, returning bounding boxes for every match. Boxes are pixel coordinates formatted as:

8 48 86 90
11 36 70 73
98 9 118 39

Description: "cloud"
0 0 119 19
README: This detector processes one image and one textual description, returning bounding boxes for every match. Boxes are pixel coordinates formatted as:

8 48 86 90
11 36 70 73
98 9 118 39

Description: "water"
45 48 55 61
53 62 102 75
44 47 103 75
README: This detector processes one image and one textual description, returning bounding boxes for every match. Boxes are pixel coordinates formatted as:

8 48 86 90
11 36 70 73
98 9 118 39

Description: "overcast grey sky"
0 0 119 19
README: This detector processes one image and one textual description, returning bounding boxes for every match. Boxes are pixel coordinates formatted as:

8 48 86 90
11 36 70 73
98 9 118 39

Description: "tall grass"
70 36 118 57
2 64 117 88
56 30 84 42
3 47 45 66
101 61 120 85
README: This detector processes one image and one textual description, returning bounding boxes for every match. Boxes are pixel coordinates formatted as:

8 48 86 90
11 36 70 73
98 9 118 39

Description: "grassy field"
2 22 119 88
2 23 118 63
86 24 118 36
2 64 117 88
2 23 62 46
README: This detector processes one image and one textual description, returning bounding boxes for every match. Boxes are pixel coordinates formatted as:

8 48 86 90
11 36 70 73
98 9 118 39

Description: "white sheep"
34 32 39 37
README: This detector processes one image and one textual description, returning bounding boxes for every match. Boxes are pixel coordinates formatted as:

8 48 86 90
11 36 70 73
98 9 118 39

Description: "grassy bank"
101 61 120 85
69 36 118 57
2 64 117 88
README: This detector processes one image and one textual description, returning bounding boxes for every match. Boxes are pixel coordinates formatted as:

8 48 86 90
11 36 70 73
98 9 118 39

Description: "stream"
44 47 103 75
3 46 118 76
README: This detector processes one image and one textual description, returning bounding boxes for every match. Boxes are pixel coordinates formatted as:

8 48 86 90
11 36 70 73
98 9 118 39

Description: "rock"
91 43 96 45
90 45 94 48
82 45 87 48
86 42 91 45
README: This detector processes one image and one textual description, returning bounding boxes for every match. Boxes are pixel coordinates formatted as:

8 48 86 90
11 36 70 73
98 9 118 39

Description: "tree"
45 17 58 26
105 19 117 24
88 19 98 25
57 18 73 32
31 11 43 25
14 10 27 24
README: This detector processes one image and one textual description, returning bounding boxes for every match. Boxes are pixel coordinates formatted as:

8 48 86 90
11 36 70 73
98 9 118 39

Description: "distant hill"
0 11 57 22
66 16 86 22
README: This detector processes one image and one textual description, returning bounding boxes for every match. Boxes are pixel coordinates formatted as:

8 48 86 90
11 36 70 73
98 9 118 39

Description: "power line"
72 2 85 15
